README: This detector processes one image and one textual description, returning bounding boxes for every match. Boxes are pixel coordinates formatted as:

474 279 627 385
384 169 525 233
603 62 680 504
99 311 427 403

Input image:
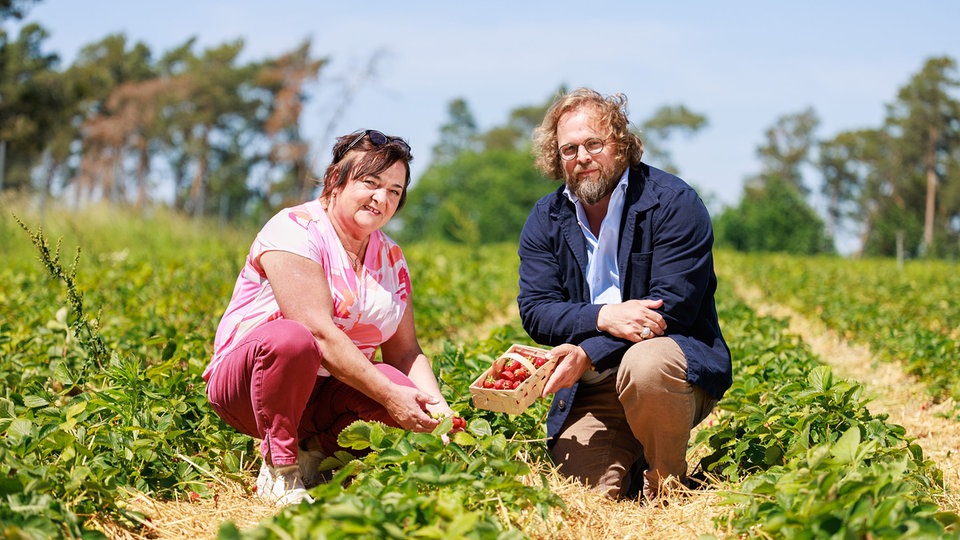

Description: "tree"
885 56 960 256
755 107 820 195
0 22 60 192
640 104 708 174
256 38 325 204
716 109 830 254
818 128 910 257
68 34 156 204
822 57 960 258
172 39 261 217
397 149 554 244
404 95 560 244
479 102 550 152
714 176 831 254
431 98 479 164
0 0 37 20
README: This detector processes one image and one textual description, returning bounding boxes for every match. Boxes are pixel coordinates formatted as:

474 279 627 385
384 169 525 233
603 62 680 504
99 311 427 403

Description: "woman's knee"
375 362 417 388
258 319 321 375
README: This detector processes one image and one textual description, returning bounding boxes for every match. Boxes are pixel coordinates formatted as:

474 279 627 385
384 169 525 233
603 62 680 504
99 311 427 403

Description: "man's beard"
567 162 619 205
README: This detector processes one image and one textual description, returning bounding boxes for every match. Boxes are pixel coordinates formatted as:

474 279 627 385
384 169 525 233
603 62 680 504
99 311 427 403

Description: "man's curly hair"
532 88 643 181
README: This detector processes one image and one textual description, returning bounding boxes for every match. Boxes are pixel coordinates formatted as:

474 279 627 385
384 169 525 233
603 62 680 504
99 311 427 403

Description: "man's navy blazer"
517 162 733 442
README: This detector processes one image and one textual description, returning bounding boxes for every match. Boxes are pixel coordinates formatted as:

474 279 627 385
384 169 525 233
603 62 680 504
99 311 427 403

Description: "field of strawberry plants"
718 252 960 407
2 201 959 538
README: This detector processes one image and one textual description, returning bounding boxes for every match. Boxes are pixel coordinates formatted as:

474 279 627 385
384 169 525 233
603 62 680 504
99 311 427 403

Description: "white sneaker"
298 448 327 488
256 461 314 506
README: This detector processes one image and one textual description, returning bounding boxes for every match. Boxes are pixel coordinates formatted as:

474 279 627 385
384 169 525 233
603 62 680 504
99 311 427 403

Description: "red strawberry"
514 367 529 381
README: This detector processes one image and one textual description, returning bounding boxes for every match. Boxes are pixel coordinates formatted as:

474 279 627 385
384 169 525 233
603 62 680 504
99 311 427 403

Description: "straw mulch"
93 443 730 540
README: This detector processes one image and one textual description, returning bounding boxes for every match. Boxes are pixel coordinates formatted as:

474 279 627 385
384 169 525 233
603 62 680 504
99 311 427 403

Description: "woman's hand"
541 343 591 397
382 384 442 432
424 399 455 420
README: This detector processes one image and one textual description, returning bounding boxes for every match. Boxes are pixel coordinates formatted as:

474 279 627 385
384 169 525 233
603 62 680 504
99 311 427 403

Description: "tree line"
715 56 960 259
403 58 960 260
3 1 959 258
2 0 323 223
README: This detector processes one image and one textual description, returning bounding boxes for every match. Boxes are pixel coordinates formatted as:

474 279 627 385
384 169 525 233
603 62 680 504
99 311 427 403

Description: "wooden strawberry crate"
469 344 558 414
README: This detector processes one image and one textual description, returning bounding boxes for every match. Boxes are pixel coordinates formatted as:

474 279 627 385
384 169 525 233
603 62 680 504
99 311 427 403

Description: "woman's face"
331 160 406 236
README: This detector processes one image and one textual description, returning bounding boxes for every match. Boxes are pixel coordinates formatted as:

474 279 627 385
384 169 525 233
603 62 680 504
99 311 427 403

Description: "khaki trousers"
549 337 716 499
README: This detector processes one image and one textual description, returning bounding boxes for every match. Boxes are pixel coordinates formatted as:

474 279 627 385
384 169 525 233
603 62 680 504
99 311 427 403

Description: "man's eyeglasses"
336 129 411 163
558 138 605 161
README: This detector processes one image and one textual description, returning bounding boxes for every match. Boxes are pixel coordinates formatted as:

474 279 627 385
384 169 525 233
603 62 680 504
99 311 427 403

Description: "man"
517 88 732 500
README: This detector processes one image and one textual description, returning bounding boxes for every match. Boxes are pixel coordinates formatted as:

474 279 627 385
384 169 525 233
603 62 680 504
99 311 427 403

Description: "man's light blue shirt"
563 168 630 305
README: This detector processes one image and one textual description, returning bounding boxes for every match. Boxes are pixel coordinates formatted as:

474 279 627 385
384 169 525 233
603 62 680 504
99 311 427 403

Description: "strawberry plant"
719 251 960 406
219 419 563 539
696 292 958 538
4 204 959 538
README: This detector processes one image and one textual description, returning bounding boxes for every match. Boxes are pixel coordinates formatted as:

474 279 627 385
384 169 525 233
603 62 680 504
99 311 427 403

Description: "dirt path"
736 284 960 508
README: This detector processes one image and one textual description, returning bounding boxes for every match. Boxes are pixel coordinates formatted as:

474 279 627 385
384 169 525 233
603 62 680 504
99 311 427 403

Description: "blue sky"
13 1 960 220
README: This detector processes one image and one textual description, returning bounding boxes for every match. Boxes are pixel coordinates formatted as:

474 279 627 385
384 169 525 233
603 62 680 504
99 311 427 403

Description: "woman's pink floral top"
204 199 411 380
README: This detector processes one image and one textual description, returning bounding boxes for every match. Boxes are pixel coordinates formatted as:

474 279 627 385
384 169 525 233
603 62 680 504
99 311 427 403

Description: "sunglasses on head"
335 129 411 163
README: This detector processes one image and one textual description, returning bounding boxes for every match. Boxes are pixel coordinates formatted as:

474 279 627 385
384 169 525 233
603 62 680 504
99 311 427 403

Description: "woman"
203 129 453 506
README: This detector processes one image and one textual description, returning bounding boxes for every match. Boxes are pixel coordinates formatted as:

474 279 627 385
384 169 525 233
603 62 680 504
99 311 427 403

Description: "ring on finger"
641 326 652 339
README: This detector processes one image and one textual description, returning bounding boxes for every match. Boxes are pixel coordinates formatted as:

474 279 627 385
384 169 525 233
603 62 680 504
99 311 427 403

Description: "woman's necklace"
346 250 362 271
344 239 368 272
322 198 367 273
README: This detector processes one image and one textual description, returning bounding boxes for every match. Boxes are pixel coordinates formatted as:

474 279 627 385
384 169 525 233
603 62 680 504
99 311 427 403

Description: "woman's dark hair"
319 131 414 210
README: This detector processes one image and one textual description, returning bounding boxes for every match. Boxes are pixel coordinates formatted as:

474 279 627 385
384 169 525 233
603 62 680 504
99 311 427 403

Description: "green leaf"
0 398 14 418
432 416 453 436
450 430 476 447
467 418 492 437
65 400 87 420
337 421 376 450
23 395 50 409
6 418 34 440
830 427 861 465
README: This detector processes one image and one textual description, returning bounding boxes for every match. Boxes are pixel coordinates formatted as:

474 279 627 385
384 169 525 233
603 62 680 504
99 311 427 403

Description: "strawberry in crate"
469 344 558 414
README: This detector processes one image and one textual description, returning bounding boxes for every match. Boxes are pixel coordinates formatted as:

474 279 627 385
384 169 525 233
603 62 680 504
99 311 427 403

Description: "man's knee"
617 337 687 394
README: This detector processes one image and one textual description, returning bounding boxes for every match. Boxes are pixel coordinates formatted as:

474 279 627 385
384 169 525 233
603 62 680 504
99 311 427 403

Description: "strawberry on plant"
429 412 468 433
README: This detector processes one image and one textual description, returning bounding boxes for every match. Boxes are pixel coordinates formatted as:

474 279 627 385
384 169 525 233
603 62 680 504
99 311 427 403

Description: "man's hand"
597 299 667 342
541 343 591 397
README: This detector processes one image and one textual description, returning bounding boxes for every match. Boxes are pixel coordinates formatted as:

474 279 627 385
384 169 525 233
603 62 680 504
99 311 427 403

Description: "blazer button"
558 400 566 411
